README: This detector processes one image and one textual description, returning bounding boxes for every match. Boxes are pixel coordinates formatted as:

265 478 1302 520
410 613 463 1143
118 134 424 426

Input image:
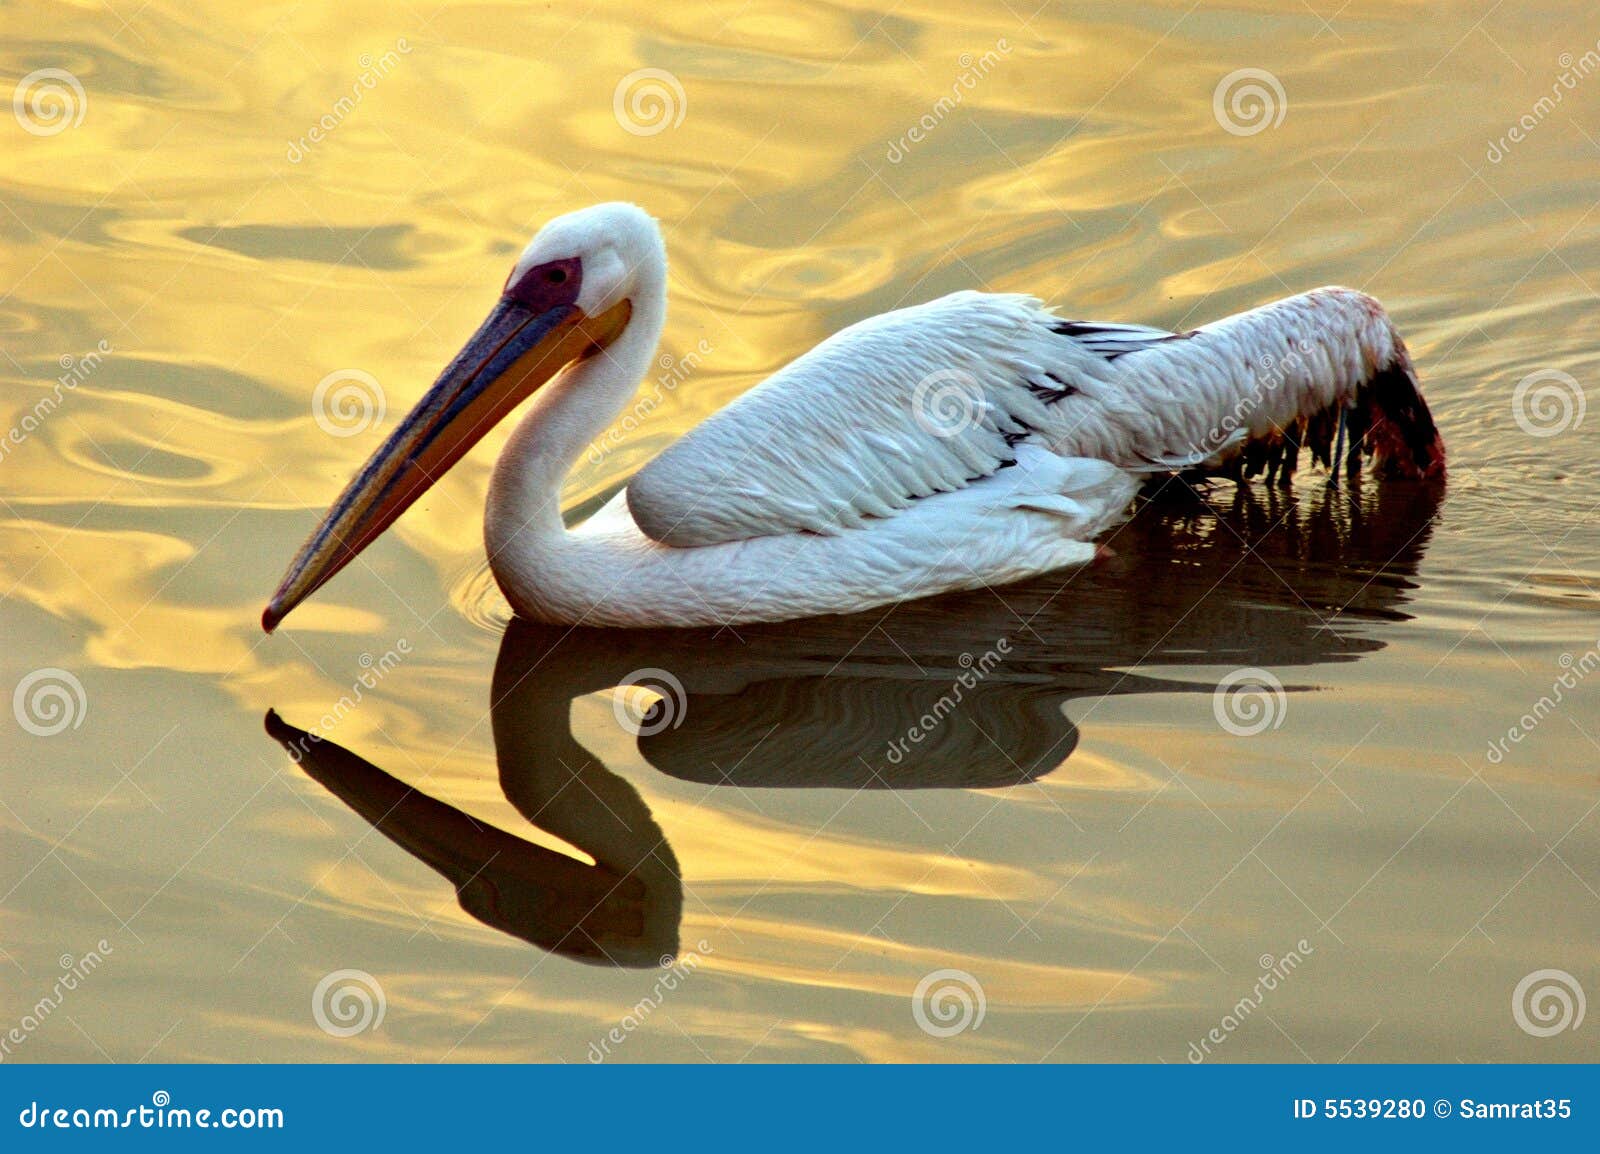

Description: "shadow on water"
266 478 1442 966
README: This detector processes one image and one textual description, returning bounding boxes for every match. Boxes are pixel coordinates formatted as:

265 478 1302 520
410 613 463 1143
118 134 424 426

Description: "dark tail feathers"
1357 358 1446 481
1221 353 1445 488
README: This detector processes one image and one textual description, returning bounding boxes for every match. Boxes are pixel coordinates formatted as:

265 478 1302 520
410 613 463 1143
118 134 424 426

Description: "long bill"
262 295 632 632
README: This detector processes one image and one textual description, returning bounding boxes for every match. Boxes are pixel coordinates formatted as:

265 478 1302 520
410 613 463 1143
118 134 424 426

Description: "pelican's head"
262 202 661 632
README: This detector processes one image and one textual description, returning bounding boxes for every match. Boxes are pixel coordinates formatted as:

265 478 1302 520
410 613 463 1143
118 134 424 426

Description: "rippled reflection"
269 478 1440 962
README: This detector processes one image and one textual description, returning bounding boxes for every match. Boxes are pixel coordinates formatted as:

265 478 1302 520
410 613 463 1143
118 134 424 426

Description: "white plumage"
264 202 1445 634
624 286 1415 552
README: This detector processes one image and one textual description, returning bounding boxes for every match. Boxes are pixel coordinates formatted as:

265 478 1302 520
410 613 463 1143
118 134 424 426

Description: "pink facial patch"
504 257 583 312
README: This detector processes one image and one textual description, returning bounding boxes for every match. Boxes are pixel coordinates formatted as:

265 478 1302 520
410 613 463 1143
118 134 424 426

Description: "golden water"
2 0 1597 1062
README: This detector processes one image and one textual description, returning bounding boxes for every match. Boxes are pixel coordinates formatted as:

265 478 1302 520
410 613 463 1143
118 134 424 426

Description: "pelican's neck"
486 259 666 546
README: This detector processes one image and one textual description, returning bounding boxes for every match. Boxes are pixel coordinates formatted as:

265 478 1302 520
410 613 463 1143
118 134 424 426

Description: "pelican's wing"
624 285 1446 548
625 292 1122 548
1048 320 1190 359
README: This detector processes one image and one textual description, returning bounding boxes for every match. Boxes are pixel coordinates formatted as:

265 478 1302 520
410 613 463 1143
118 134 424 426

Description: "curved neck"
485 256 667 545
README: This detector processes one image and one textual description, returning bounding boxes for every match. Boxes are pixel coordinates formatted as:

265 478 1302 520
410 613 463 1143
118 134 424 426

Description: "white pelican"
263 202 1444 631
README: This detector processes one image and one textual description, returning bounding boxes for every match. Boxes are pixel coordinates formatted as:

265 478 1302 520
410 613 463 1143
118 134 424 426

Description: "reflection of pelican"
267 705 679 966
267 481 1439 958
262 202 1444 631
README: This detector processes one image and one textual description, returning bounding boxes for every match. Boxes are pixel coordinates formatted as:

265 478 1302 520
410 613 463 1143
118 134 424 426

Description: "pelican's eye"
504 257 584 311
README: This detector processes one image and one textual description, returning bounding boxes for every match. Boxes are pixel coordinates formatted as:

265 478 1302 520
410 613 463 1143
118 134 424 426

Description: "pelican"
263 202 1444 631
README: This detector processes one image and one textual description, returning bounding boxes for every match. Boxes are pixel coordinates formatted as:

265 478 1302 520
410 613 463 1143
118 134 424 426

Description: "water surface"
2 0 1597 1062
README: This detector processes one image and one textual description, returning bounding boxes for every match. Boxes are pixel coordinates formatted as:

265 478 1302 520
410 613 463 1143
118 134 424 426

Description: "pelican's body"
264 203 1444 632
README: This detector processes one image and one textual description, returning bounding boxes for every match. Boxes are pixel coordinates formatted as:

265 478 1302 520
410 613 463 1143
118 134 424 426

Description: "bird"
262 202 1444 632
